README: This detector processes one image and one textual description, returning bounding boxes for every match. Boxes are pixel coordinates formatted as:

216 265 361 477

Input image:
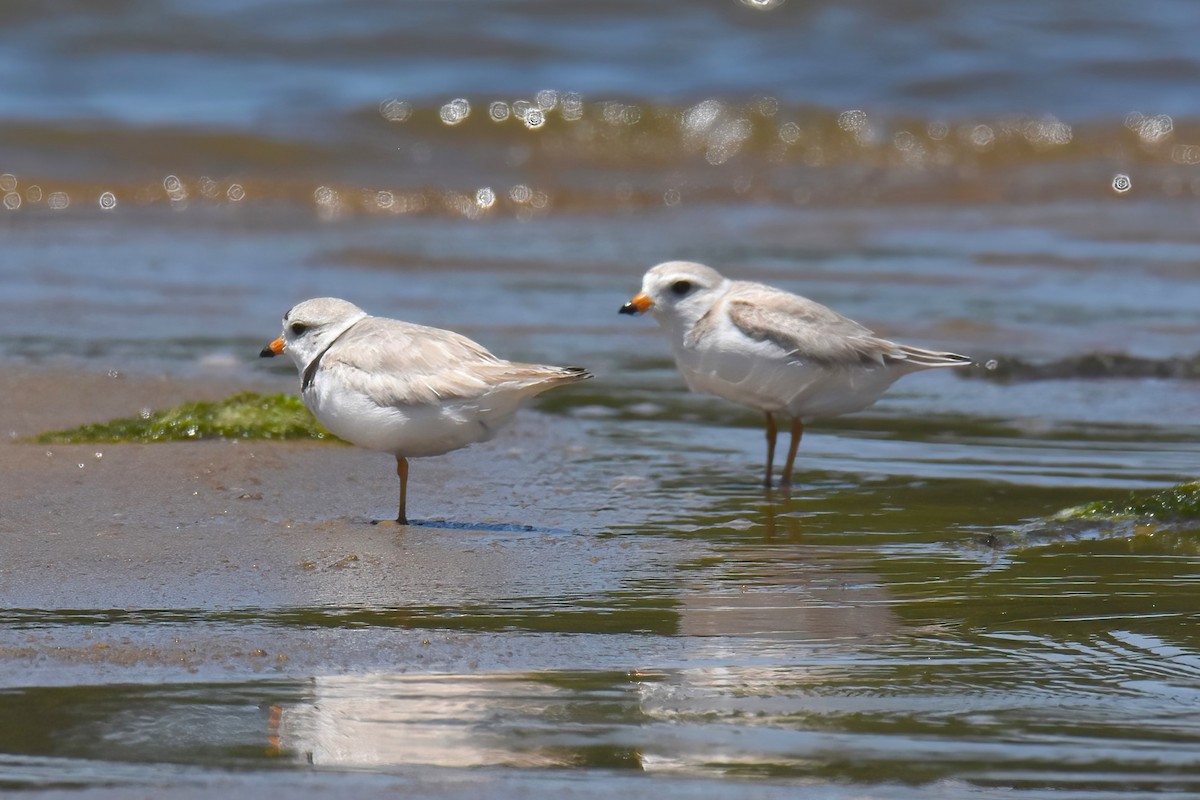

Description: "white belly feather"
672 336 906 420
304 381 521 458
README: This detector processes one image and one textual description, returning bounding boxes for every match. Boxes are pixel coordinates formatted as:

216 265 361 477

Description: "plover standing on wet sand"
620 261 971 488
261 297 590 524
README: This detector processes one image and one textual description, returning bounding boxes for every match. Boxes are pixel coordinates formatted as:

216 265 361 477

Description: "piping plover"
620 261 971 488
261 297 590 524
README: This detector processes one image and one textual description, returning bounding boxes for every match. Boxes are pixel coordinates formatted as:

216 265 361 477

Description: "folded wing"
322 317 589 407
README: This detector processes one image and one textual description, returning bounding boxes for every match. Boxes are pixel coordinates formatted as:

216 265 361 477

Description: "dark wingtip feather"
889 344 973 368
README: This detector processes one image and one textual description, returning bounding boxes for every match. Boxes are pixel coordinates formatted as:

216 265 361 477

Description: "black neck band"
301 322 357 392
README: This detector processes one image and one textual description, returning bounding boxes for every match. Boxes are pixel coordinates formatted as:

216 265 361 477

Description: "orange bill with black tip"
259 337 284 358
619 291 653 315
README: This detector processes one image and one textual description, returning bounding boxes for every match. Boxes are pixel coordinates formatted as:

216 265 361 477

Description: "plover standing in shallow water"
620 261 971 488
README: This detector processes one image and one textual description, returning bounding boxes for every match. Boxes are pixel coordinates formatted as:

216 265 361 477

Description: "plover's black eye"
289 322 309 336
670 280 693 296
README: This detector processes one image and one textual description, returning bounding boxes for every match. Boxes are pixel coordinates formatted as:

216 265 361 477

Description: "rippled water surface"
1 2 1198 797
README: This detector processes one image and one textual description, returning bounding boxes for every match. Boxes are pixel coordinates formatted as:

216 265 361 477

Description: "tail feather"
527 364 593 392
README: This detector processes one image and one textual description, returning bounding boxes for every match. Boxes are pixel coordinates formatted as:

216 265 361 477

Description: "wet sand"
0 365 619 677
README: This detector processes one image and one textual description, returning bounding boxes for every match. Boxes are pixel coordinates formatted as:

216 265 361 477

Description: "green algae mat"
34 392 334 444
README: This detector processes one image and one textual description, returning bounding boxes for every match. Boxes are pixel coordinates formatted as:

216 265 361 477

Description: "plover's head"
260 297 368 372
619 261 729 329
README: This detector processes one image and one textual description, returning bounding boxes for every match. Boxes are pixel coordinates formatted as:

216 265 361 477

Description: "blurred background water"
4 0 1200 371
1 1 1198 797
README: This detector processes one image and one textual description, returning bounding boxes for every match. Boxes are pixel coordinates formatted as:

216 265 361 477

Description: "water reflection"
271 497 898 772
275 674 575 768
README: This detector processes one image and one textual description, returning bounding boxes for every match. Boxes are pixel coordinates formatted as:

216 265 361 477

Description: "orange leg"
396 456 409 524
780 418 805 488
763 411 778 488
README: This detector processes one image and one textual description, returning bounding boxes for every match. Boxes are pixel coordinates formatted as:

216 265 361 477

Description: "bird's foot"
371 517 410 528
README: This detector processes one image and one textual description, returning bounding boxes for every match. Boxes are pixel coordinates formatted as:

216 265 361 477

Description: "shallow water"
2 2 1200 797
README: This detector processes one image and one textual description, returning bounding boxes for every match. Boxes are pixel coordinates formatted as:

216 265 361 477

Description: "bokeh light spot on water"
535 89 558 111
379 99 412 122
753 96 779 117
98 191 117 210
509 184 532 204
1022 115 1072 148
663 188 681 207
375 190 395 210
1126 112 1173 144
684 99 723 136
1111 173 1132 194
475 187 496 209
439 98 470 125
226 184 245 202
837 109 879 146
985 359 999 371
969 124 996 150
927 120 950 140
444 190 484 220
26 185 42 203
489 101 510 122
706 118 752 164
163 175 188 204
837 109 867 133
524 108 546 130
313 185 344 219
1144 115 1174 143
3 192 20 210
778 121 801 144
740 0 785 9
198 177 219 199
47 191 70 210
561 92 584 121
681 99 753 163
601 101 640 126
0 174 17 192
892 130 926 166
1171 144 1200 165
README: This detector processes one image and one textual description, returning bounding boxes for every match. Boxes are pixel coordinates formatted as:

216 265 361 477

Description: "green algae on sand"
35 392 335 444
974 481 1200 551
1055 481 1200 522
